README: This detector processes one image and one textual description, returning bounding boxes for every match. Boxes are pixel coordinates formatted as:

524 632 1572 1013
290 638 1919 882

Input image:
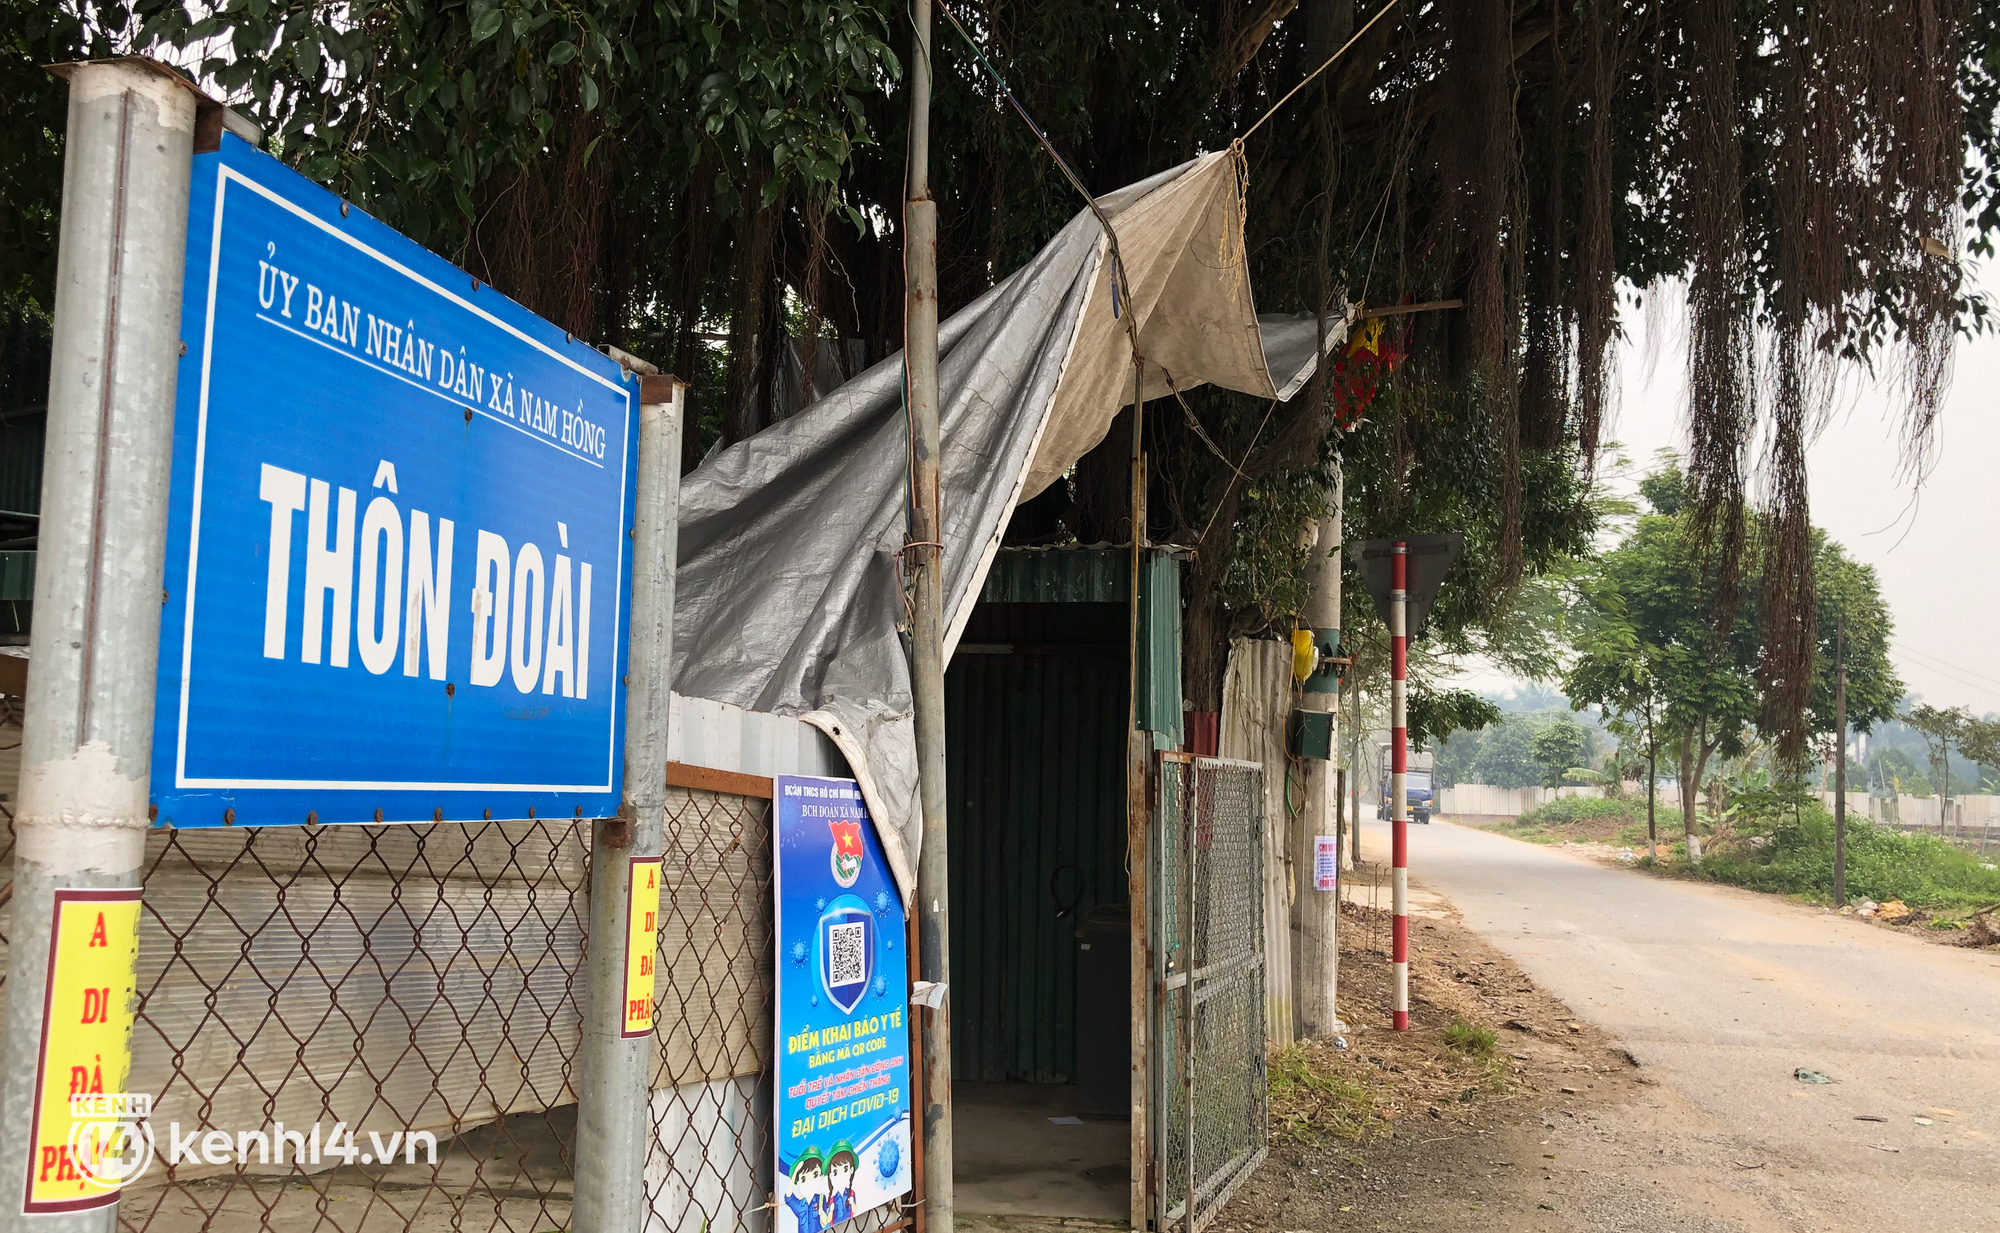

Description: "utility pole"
1833 618 1848 908
0 61 198 1231
574 374 681 1233
904 1 954 1228
1292 471 1342 1040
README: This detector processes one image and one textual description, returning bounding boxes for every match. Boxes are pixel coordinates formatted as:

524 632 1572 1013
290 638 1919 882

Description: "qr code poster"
774 775 911 1233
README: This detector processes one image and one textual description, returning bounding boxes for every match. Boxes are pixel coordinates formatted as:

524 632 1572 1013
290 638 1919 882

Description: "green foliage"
136 0 897 245
1529 718 1595 788
0 0 87 415
1217 470 1329 636
1903 702 1970 803
1868 745 1931 797
1442 1018 1497 1057
1407 688 1500 754
1340 380 1596 663
1566 464 1902 800
1469 718 1543 790
1698 802 2000 911
1517 795 1645 827
1637 466 1687 517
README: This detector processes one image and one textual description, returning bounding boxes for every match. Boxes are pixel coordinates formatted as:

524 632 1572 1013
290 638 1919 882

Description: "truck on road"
1378 745 1436 824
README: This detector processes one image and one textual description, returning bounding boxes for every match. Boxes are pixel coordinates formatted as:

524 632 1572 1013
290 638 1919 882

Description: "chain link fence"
1155 755 1267 1233
0 746 792 1232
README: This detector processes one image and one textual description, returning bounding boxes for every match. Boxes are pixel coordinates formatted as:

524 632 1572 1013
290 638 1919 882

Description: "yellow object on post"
27 889 143 1213
622 857 662 1038
1292 628 1318 681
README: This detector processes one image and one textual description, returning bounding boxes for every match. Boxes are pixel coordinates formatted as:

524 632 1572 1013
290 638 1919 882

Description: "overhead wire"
1888 640 2000 702
1237 0 1403 142
933 1 1144 353
936 0 1395 553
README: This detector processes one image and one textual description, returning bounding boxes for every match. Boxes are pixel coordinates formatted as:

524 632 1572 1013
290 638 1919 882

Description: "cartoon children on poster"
780 1142 861 1233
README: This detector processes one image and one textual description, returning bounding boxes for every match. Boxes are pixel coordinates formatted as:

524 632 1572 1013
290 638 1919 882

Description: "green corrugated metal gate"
946 546 1181 1084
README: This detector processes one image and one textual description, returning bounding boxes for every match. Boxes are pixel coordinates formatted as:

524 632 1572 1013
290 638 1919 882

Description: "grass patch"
1696 801 2000 911
1519 796 1647 826
1442 1017 1497 1056
1480 795 1663 847
1267 1042 1380 1146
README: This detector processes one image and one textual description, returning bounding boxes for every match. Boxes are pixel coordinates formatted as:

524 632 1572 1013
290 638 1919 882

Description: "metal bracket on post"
573 372 682 1233
0 57 203 1232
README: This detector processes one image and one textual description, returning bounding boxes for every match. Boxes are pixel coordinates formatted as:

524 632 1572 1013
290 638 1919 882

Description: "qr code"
828 922 866 986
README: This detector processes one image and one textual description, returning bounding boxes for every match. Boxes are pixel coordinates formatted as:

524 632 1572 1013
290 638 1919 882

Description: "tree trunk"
673 152 716 472
1679 732 1702 864
1689 738 1721 866
1646 732 1657 850
723 169 779 446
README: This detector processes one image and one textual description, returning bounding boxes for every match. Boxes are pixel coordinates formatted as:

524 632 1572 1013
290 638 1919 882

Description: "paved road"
1360 812 2000 1231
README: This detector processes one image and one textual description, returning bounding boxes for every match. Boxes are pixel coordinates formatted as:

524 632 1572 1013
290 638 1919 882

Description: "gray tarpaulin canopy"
672 150 1350 897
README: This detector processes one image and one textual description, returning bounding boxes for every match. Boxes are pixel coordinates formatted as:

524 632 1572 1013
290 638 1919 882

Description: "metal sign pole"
1348 533 1455 1036
0 60 200 1229
903 2 956 1230
574 375 682 1232
1389 542 1410 1031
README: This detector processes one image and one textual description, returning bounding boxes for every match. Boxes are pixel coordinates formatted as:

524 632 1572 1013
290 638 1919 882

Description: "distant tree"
1869 746 1931 798
1567 465 1901 861
1903 703 1969 828
1432 727 1488 790
1955 715 2000 785
1565 469 1757 862
1529 718 1595 788
1566 587 1671 846
1471 718 1542 790
1807 543 1901 743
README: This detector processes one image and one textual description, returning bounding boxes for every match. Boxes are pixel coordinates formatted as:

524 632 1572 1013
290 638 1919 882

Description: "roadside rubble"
1222 882 1647 1229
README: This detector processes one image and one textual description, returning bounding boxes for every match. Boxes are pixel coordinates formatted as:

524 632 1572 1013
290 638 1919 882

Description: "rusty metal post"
574 374 681 1232
1125 355 1150 1232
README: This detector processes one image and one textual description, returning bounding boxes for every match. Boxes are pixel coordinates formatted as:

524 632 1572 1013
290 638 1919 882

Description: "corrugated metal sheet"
946 633 1128 1084
669 692 846 778
1219 637 1296 1048
978 545 1129 604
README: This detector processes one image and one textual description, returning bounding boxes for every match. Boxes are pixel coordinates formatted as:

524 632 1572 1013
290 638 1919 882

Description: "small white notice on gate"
1314 835 1339 891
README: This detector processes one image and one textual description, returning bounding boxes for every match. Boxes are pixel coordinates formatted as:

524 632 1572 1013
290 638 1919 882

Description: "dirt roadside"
1466 823 2000 953
1215 867 1752 1233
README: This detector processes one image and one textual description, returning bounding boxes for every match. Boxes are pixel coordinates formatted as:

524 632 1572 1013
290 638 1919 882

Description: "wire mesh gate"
1152 755 1268 1232
0 774 804 1232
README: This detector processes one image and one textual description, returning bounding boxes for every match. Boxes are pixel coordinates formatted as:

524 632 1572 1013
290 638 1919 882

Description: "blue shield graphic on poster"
818 898 875 1015
774 776 910 1233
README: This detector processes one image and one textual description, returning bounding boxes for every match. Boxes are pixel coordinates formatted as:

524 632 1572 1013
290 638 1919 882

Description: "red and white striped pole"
1390 541 1410 1031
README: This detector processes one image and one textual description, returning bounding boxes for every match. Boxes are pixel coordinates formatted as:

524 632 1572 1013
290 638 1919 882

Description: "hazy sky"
1448 272 2000 716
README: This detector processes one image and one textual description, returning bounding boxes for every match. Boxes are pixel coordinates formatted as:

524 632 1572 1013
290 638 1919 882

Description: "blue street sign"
773 776 911 1233
150 134 638 827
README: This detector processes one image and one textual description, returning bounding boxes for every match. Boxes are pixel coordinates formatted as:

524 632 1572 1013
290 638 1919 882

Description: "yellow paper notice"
27 889 142 1213
622 857 662 1037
